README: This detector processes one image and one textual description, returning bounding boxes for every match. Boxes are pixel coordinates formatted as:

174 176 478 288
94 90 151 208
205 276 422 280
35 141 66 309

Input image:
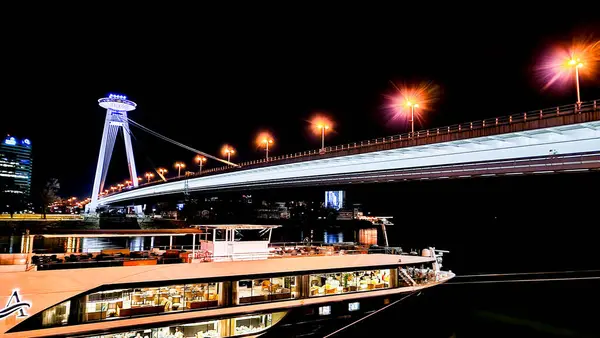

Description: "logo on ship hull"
0 290 30 320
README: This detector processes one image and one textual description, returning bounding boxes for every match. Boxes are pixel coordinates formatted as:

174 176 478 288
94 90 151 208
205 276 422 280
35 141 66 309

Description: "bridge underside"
99 119 600 206
181 152 600 191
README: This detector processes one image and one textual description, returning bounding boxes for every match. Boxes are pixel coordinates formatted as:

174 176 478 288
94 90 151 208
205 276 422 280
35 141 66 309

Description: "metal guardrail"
105 99 599 196
26 244 408 270
0 214 83 220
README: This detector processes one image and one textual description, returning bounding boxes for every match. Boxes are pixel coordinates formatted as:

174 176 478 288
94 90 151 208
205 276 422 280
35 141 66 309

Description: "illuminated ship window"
319 306 331 316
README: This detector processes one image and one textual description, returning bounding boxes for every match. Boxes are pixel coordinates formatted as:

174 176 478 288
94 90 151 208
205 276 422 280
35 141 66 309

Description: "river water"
263 223 600 338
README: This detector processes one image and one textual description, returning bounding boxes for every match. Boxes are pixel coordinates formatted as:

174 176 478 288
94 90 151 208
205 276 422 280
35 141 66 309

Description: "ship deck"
2 253 434 289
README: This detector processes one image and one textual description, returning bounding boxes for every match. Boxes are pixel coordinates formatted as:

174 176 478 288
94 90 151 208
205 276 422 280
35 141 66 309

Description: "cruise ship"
0 225 454 338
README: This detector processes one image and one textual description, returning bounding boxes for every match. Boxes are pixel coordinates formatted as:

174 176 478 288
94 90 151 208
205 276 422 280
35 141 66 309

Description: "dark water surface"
264 173 600 337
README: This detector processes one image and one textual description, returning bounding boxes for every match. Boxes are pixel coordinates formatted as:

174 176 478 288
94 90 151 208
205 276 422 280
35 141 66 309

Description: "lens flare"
310 114 333 134
255 132 274 148
536 39 599 91
221 144 235 156
384 81 440 127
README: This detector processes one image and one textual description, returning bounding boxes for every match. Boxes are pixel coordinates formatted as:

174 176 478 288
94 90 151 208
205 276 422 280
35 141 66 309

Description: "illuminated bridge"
97 100 600 207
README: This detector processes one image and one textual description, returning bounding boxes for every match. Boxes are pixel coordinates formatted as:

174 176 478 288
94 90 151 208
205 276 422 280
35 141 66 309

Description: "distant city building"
324 190 345 210
257 201 290 219
0 135 33 213
336 210 354 220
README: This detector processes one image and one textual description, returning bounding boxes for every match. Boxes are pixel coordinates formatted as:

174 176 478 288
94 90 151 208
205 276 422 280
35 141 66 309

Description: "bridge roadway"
99 101 600 205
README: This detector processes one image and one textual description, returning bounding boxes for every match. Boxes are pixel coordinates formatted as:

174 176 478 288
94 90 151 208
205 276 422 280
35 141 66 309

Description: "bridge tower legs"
87 96 142 215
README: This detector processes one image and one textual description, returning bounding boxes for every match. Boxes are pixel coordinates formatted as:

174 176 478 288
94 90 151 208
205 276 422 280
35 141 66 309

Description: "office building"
0 135 33 212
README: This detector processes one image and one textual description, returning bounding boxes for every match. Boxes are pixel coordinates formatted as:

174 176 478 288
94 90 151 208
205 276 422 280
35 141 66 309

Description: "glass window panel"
41 300 70 327
85 289 131 321
269 276 291 301
234 314 272 336
319 305 331 315
185 283 218 310
341 271 357 293
237 279 253 304
309 273 326 297
348 302 360 311
255 279 270 303
214 229 226 241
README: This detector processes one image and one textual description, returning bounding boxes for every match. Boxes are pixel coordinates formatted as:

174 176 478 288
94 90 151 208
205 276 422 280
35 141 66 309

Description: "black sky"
1 11 599 199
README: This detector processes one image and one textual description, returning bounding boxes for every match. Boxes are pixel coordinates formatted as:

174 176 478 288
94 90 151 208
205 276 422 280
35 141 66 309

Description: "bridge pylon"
87 94 142 215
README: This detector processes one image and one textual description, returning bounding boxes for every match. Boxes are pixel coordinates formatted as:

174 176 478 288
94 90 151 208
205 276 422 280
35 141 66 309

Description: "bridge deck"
99 100 600 203
138 100 600 187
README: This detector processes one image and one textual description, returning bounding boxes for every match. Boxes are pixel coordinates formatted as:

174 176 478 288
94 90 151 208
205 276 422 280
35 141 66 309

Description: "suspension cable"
121 125 167 182
127 118 239 167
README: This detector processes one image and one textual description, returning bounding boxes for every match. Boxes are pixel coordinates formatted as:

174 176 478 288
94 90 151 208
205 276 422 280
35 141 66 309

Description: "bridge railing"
107 99 598 195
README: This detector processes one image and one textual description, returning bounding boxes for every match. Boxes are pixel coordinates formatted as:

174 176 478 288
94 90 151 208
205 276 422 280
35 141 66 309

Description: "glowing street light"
125 180 132 187
145 172 154 183
257 133 274 161
174 162 186 178
222 145 235 163
386 81 438 134
406 101 419 135
117 183 124 191
568 57 584 106
312 116 332 153
157 168 168 180
536 41 598 106
194 156 206 174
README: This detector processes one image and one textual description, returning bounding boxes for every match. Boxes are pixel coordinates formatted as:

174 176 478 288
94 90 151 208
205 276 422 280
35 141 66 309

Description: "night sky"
2 12 599 200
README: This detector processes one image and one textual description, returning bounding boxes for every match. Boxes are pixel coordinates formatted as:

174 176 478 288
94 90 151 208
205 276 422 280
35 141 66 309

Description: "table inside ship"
309 269 390 296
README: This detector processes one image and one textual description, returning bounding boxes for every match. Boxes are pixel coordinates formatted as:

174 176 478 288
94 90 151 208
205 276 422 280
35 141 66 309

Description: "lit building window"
348 302 360 311
319 306 331 316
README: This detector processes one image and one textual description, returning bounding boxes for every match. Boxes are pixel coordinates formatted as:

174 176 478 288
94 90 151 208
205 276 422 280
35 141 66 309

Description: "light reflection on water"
323 231 344 243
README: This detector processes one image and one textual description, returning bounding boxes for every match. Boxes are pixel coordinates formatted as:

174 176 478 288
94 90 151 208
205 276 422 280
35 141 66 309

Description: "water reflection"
294 228 382 246
323 231 344 243
358 228 377 245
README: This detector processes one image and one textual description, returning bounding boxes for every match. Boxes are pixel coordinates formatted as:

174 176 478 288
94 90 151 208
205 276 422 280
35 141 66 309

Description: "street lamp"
262 137 274 160
145 172 154 183
311 115 333 153
157 168 168 179
406 101 419 135
174 162 186 178
222 146 235 163
117 184 124 191
125 180 132 187
317 124 330 152
194 156 206 174
568 57 584 107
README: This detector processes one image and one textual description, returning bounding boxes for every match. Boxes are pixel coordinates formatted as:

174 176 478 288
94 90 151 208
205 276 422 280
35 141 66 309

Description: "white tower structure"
87 94 140 214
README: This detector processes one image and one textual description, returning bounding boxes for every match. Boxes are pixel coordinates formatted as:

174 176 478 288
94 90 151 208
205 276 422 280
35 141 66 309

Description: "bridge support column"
88 95 140 214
